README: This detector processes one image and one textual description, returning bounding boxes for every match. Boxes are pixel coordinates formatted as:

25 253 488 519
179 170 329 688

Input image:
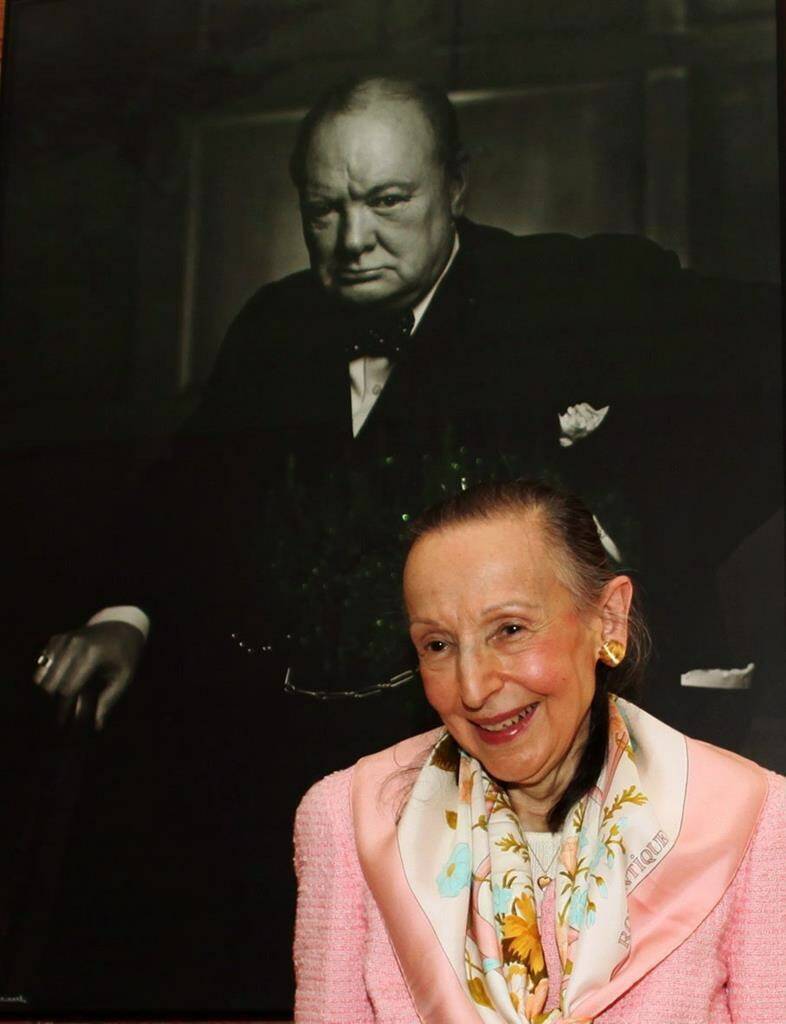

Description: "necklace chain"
526 835 561 887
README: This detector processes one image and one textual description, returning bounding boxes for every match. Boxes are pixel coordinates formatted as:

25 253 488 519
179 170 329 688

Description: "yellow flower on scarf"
501 894 545 976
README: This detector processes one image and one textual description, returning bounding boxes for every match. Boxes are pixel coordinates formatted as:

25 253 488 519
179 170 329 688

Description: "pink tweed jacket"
293 761 786 1024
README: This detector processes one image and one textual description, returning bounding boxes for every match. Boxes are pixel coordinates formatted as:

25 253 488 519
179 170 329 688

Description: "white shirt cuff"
88 606 150 640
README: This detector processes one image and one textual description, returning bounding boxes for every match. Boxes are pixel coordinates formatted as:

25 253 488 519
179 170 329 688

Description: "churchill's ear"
598 575 633 652
448 153 469 217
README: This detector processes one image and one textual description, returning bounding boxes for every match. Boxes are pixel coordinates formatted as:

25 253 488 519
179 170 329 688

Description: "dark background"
0 0 783 1017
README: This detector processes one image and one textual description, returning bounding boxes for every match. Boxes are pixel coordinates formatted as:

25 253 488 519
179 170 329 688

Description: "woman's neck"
506 714 590 833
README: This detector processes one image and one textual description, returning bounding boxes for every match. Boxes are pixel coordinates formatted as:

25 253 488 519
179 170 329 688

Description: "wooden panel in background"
690 0 774 19
460 82 642 239
203 0 381 62
461 0 642 35
644 67 690 263
189 114 304 387
689 61 780 280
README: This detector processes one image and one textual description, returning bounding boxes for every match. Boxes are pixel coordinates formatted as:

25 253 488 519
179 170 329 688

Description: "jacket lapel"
351 731 485 1024
571 726 768 1019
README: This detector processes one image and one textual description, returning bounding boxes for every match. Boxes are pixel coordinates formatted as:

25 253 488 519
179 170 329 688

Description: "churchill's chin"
336 285 388 304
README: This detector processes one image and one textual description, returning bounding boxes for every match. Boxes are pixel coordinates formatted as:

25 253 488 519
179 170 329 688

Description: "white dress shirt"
349 234 460 436
90 234 461 637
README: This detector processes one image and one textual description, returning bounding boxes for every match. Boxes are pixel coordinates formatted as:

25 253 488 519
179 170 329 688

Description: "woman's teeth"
478 704 536 732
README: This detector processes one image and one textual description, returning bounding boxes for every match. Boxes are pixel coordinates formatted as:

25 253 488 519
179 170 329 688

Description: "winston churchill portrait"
34 74 781 748
1 2 782 1012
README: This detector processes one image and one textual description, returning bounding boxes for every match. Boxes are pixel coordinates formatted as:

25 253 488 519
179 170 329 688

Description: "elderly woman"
293 480 785 1024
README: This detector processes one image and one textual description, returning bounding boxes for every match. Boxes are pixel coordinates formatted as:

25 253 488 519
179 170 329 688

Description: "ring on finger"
36 651 54 671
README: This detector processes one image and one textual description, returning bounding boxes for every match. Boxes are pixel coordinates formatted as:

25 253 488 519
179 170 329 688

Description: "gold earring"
599 639 625 667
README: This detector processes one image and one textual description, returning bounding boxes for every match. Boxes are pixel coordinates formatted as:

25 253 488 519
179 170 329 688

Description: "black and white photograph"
0 1 783 1019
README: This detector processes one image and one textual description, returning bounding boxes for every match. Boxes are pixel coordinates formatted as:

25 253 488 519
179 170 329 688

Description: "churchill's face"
300 95 465 310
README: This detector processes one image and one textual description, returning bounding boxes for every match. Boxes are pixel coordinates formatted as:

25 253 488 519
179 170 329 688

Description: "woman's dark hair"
406 479 650 831
289 75 466 190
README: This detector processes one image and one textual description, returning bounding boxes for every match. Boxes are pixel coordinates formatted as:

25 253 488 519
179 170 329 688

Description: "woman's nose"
456 646 503 710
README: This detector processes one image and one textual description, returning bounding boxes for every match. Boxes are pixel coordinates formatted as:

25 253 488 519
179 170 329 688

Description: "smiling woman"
292 480 786 1024
403 483 641 836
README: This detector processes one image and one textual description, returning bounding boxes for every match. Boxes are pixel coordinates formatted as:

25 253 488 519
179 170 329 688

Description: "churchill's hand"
33 621 145 730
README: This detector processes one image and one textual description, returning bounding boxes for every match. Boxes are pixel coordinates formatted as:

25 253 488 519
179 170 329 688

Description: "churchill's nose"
340 206 375 258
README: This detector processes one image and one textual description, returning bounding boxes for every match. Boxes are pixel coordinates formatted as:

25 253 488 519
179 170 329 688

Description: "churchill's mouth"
337 268 383 282
472 702 538 745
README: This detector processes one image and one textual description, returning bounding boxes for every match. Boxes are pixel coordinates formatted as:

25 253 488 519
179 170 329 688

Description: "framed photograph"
1 1 781 1018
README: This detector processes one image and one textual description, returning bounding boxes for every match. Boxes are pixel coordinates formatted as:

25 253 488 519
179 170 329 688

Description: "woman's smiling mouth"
471 702 539 744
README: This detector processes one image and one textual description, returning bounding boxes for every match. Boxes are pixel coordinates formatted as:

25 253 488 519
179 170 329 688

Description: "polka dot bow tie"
345 309 415 361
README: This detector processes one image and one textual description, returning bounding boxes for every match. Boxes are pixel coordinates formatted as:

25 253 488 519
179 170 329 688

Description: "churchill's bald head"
289 76 466 191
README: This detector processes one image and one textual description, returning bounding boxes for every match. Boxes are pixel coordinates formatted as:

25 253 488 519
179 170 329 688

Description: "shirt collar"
411 232 460 335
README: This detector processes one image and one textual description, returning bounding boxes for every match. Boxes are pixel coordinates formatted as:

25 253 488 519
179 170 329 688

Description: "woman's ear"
598 575 633 651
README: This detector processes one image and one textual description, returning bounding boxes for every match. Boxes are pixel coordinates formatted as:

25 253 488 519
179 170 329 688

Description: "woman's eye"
499 623 524 638
424 639 447 653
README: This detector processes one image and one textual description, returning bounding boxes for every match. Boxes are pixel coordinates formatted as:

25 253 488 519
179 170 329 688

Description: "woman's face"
404 513 628 788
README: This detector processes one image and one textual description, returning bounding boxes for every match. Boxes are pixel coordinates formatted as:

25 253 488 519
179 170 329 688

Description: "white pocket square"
680 663 755 690
558 402 609 447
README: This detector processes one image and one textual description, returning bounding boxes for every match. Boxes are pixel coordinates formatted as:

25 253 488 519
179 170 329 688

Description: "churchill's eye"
303 202 333 222
500 623 524 638
370 194 407 209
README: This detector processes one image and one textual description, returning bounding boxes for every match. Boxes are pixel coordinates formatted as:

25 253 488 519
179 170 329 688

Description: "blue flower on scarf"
437 842 472 897
492 883 514 916
568 888 596 928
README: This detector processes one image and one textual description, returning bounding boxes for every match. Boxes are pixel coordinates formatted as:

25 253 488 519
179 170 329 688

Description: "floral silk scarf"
396 698 678 1024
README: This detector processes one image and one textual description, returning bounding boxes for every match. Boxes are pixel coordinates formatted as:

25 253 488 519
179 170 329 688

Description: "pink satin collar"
351 722 767 1023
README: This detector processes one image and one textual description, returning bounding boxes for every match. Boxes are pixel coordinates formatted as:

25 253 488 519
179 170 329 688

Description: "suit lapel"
572 736 768 1020
304 304 355 439
352 732 485 1024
